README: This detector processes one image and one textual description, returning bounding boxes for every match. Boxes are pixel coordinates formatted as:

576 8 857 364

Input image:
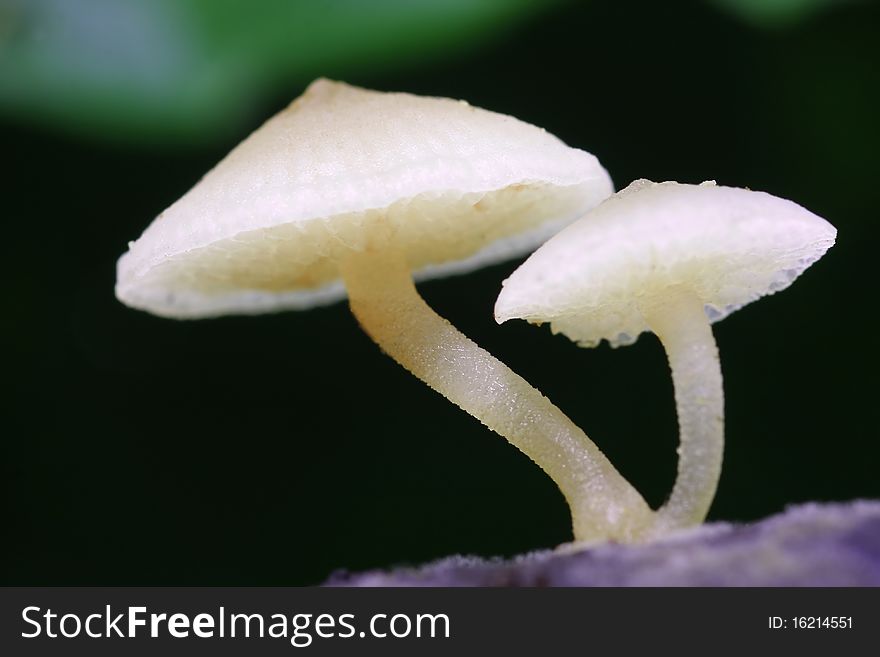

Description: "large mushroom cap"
495 180 837 347
116 78 612 319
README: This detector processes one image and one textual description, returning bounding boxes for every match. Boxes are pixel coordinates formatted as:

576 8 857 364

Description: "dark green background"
4 0 878 584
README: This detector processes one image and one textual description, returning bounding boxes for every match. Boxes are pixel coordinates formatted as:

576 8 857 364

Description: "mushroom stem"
339 247 654 542
639 286 724 533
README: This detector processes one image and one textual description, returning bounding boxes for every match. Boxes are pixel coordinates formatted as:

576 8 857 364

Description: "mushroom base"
340 247 655 543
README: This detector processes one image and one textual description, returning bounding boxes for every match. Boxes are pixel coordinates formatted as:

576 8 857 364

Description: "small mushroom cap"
116 78 612 318
494 180 837 347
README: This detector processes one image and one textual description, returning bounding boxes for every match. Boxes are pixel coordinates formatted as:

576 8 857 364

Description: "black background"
4 0 879 584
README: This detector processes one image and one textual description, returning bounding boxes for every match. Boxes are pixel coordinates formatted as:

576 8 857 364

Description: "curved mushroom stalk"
638 287 724 533
340 247 655 543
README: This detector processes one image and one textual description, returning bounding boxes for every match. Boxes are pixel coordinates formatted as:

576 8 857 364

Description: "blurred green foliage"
0 0 857 145
711 0 859 27
0 0 555 145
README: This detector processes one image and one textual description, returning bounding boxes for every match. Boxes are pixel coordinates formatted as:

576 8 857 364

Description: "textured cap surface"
495 180 836 347
116 78 613 318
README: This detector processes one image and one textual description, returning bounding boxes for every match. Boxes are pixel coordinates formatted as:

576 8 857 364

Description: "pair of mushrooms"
117 79 835 543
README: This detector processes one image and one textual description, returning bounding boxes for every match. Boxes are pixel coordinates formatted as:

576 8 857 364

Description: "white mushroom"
495 179 836 536
116 79 655 542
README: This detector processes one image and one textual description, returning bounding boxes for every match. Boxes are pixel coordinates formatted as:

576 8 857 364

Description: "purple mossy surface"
326 500 880 586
